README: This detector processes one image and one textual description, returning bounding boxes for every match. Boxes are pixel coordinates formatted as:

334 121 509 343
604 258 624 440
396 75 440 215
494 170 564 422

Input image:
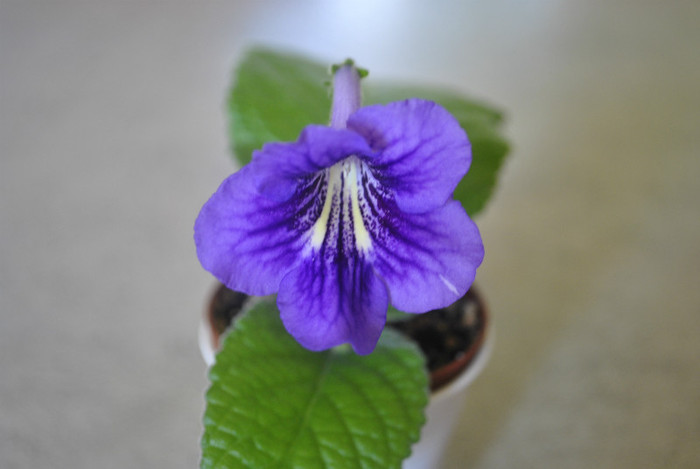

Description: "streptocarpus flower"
195 62 484 354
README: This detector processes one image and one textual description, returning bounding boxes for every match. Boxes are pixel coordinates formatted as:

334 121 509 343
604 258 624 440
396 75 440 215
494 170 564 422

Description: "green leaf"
228 48 509 216
363 84 510 217
228 47 332 166
202 301 429 469
385 305 414 323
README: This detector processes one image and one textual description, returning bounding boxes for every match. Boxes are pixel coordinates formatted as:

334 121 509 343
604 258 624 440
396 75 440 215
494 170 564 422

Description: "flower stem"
330 61 362 129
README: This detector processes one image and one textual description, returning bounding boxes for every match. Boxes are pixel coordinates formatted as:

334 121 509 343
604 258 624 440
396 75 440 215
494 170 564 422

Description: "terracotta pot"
198 284 491 469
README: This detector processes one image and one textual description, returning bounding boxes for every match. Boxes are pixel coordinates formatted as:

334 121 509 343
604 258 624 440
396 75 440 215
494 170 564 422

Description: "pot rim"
430 319 493 401
423 285 489 392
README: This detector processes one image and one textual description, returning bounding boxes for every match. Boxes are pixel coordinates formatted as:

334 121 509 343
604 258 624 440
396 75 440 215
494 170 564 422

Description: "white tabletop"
2 1 699 468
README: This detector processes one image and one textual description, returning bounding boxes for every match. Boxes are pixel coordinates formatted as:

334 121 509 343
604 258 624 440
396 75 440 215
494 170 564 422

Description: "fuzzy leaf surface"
201 301 429 469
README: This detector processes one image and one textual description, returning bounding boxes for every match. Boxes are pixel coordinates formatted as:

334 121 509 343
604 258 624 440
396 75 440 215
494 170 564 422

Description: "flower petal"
278 256 389 355
347 99 471 213
251 125 373 201
371 199 484 313
194 164 324 295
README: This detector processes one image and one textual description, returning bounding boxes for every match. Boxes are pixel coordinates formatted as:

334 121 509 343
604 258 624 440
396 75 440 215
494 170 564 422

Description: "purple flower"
195 63 484 354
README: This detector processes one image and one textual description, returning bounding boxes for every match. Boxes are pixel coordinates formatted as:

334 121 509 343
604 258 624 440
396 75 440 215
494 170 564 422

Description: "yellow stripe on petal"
348 160 372 252
310 165 339 248
308 158 372 254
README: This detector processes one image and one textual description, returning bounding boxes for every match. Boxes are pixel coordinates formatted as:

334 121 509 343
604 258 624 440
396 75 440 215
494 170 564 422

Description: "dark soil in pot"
206 284 488 392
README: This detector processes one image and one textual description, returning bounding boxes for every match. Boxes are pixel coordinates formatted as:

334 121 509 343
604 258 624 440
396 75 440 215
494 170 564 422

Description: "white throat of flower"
309 157 372 253
308 63 372 255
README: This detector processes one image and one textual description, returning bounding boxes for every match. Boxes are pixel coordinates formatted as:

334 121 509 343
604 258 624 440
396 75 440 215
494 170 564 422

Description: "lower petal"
277 255 389 355
372 200 484 313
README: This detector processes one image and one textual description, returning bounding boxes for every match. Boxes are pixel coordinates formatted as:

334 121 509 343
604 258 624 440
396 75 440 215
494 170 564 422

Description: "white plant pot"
402 326 493 469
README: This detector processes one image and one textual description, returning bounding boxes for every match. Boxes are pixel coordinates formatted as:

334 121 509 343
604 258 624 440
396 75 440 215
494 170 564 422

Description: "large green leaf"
227 48 509 216
202 301 429 469
228 47 331 166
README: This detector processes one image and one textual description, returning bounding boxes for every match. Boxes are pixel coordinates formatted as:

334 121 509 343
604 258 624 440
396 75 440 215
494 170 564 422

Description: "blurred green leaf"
386 304 414 322
228 47 331 166
363 84 510 217
228 48 509 216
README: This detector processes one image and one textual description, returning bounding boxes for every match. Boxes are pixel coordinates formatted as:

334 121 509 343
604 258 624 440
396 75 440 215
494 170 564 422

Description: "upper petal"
251 125 373 201
370 199 484 313
278 255 389 355
194 164 323 295
347 99 471 213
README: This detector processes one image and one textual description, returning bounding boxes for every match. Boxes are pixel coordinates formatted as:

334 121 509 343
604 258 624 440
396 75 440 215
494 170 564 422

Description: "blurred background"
1 1 698 468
